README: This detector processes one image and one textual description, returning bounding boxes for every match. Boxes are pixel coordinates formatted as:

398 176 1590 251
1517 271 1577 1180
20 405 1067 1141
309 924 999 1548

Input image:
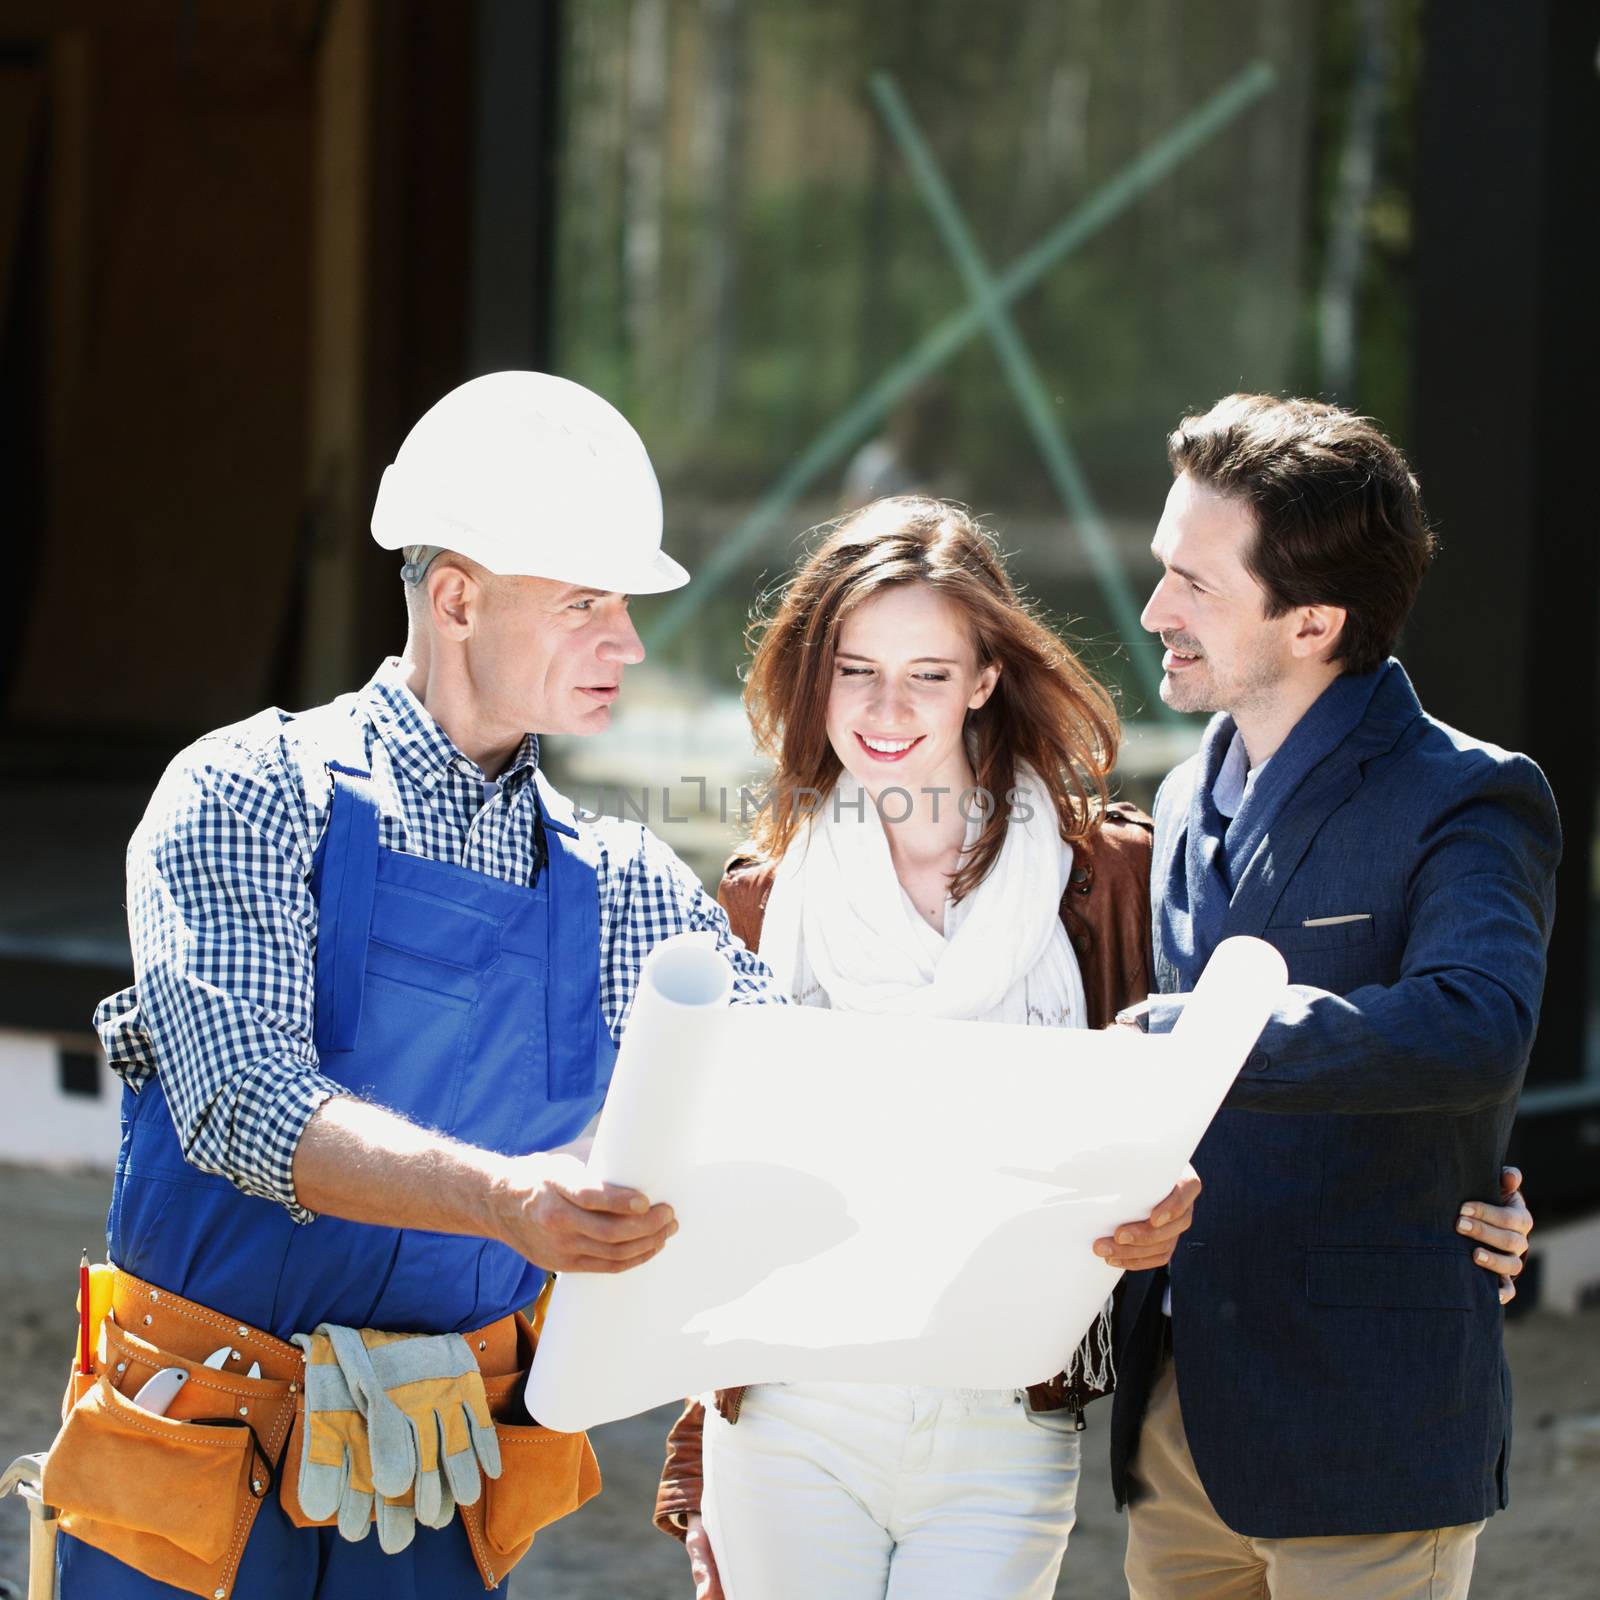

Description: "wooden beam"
299 0 374 703
44 28 89 477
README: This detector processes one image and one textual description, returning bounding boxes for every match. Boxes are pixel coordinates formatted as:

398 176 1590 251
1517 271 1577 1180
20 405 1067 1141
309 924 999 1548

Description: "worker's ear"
426 561 477 640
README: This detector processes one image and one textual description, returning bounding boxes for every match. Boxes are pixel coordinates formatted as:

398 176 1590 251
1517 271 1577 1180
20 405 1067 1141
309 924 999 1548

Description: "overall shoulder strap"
533 772 615 1095
292 702 380 1056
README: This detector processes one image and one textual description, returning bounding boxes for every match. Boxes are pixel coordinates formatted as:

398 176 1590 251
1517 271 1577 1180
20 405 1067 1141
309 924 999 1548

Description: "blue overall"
61 735 616 1598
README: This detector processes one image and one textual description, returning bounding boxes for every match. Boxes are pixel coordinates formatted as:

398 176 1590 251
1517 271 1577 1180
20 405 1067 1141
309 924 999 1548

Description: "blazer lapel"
1224 751 1365 936
1224 662 1424 936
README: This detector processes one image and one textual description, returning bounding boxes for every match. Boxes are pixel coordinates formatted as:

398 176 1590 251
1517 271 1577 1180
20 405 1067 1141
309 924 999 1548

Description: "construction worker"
55 372 779 1598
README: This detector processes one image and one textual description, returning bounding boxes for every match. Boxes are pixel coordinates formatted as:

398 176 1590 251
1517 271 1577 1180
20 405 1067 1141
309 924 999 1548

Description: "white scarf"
760 766 1087 1028
760 764 1112 1391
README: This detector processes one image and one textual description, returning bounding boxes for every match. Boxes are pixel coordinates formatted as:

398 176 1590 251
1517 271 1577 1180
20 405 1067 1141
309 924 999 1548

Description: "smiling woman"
825 585 1002 923
655 496 1190 1600
743 496 1119 904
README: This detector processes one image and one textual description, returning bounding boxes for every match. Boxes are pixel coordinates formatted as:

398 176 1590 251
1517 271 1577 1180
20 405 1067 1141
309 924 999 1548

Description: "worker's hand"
495 1151 677 1274
1093 1165 1202 1271
1459 1165 1532 1306
685 1513 725 1600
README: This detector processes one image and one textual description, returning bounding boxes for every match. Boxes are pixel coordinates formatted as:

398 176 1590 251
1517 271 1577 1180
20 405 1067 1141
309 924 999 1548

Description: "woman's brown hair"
743 496 1119 902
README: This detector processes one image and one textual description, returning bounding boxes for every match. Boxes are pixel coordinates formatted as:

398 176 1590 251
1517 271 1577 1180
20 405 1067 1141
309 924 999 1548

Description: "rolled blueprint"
583 932 734 1193
527 933 1288 1432
1169 934 1289 1060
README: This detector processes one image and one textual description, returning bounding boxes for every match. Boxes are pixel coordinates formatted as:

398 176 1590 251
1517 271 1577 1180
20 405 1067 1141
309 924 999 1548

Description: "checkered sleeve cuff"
221 1057 348 1222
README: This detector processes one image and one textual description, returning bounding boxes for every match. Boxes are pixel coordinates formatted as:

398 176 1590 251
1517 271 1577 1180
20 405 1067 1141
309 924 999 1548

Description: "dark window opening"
58 1047 101 1099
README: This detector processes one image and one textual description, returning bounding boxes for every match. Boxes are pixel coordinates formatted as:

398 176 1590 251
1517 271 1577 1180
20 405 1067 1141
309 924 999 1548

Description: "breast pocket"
369 881 502 983
1265 915 1380 988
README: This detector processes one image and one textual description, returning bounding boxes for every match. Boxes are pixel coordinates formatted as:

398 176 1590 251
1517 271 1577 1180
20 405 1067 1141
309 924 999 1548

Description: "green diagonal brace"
645 60 1277 657
869 71 1171 716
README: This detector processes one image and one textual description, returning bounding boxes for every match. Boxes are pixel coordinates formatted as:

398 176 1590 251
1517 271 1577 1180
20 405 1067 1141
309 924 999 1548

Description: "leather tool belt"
42 1268 600 1598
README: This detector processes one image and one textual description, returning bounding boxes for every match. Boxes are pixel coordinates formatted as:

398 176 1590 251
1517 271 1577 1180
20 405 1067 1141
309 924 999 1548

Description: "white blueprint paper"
526 935 1287 1432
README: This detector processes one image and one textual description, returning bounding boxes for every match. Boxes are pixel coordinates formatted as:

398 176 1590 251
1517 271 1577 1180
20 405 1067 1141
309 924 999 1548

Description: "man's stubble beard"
1163 638 1288 722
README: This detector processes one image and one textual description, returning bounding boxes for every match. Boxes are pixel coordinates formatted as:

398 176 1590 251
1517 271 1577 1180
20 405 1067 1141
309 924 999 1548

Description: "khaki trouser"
1124 1354 1484 1600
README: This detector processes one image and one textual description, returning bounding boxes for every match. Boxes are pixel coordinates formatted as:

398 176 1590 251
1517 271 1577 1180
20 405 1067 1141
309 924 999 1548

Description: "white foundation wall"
0 1030 122 1170
1532 1211 1600 1316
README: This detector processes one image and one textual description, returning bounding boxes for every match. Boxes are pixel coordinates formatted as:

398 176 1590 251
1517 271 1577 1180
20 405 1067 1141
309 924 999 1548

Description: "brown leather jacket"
653 802 1155 1539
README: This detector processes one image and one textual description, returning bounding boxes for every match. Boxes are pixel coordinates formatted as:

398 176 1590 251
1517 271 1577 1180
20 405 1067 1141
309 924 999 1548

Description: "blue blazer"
1109 661 1560 1538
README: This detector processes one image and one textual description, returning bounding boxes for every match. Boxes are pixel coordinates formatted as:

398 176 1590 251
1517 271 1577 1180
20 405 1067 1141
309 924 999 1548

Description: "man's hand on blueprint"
1092 1165 1201 1270
493 1150 678 1274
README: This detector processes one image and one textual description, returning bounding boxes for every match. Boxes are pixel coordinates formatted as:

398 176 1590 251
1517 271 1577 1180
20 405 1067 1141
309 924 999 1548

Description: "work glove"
323 1324 502 1524
291 1329 453 1553
291 1329 393 1547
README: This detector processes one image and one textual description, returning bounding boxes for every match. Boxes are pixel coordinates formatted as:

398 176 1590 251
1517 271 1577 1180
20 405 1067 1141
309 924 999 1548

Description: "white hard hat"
370 371 689 594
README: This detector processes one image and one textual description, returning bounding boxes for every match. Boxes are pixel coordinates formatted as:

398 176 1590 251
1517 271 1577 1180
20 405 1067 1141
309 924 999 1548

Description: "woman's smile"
853 732 925 762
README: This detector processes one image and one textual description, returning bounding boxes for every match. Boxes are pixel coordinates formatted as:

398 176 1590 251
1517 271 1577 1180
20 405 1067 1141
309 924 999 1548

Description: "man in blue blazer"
1110 394 1560 1598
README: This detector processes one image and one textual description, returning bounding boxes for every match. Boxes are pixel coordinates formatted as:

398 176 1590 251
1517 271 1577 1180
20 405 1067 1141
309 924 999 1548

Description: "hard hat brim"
370 461 691 594
396 537 692 595
523 543 692 595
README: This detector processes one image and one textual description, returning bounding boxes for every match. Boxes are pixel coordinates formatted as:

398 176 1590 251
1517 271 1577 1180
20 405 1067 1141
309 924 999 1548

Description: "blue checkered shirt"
96 659 779 1222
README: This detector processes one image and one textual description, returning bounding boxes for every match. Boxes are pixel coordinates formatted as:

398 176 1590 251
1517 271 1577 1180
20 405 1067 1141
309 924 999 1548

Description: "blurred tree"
549 0 1414 701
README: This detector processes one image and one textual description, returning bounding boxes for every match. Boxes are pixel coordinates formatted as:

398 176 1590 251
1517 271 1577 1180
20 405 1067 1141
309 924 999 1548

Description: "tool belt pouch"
44 1319 291 1600
468 1309 602 1582
473 1312 604 1574
280 1309 599 1588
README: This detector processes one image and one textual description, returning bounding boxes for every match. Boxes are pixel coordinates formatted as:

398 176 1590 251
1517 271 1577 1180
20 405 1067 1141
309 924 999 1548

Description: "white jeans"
701 1381 1082 1600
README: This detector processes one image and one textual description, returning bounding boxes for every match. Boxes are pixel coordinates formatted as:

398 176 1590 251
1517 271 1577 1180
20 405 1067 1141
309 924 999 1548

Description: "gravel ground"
2 1163 1595 1599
